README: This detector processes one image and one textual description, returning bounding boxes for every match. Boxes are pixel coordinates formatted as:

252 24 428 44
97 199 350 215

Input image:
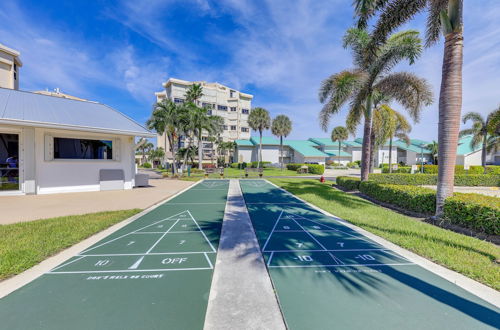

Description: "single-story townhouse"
234 137 330 165
0 87 155 195
234 135 498 167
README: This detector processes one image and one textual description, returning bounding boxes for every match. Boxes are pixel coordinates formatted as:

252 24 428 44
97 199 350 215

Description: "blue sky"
1 0 499 142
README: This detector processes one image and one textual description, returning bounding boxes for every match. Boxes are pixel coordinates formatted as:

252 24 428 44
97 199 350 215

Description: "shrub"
486 166 500 175
286 163 325 174
382 166 412 173
336 176 360 190
230 163 239 168
468 166 484 174
354 160 361 166
251 161 271 168
359 181 436 214
346 162 358 168
142 162 152 168
241 162 247 169
191 168 204 174
444 193 500 235
368 174 500 187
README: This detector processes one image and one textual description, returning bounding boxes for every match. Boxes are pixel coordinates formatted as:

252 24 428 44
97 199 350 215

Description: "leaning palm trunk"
388 138 393 173
481 135 488 173
436 32 463 217
361 97 373 181
259 132 263 168
369 130 376 173
167 134 177 174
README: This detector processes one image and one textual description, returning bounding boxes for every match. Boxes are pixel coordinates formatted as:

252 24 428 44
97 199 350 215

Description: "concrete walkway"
423 185 500 197
204 179 286 330
0 179 193 224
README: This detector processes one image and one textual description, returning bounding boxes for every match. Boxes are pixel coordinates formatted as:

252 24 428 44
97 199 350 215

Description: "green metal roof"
456 135 482 155
410 139 432 147
235 139 254 146
286 140 329 157
324 150 352 157
393 140 432 153
250 136 280 145
343 140 363 147
309 137 362 148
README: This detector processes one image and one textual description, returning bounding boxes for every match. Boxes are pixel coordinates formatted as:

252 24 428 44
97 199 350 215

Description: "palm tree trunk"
481 134 487 173
435 31 463 218
198 135 203 170
389 138 393 173
338 141 341 167
280 136 283 171
369 130 376 173
259 131 263 168
361 98 372 181
167 133 177 174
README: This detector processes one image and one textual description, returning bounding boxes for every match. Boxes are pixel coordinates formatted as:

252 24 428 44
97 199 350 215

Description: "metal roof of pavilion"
0 87 155 137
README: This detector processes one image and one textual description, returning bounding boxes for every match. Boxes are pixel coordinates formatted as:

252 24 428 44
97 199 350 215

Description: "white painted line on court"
264 248 395 253
145 219 180 254
128 256 145 270
49 256 86 272
261 210 283 252
186 210 217 253
47 267 213 274
77 251 216 257
204 252 214 269
267 252 274 267
290 218 329 251
268 263 417 268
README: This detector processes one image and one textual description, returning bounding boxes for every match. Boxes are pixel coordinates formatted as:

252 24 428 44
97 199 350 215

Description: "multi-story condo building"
0 43 22 90
155 78 253 162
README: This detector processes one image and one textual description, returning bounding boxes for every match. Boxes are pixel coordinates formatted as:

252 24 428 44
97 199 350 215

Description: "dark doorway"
0 133 19 191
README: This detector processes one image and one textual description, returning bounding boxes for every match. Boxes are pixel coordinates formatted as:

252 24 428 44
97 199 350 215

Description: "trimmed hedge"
369 174 500 187
230 162 239 168
141 162 152 168
336 176 360 190
359 181 436 214
286 163 325 175
250 161 271 168
382 166 412 173
444 193 500 235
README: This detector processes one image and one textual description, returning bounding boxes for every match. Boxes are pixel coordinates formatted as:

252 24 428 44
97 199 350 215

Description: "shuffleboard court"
0 180 229 330
240 179 500 330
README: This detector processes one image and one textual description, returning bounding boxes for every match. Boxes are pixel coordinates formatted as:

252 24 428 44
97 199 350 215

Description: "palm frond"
426 0 448 46
486 106 500 135
374 72 433 122
462 111 485 125
458 128 476 138
371 0 427 45
354 0 391 29
343 28 372 68
470 133 483 150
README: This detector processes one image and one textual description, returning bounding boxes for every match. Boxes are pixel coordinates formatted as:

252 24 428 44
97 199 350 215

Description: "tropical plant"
217 141 237 165
352 0 464 218
248 107 271 168
487 106 500 135
136 138 154 164
330 126 349 167
427 140 439 165
459 111 499 172
185 83 203 105
271 115 293 170
176 146 198 165
148 147 165 165
318 28 433 181
147 99 181 174
372 105 411 173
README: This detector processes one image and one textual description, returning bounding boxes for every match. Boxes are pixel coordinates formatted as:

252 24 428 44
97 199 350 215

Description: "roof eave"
0 119 156 138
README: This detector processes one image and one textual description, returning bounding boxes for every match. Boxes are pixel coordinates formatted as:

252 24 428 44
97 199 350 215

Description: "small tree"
331 126 349 166
248 107 271 168
137 138 154 164
271 115 292 170
427 141 439 165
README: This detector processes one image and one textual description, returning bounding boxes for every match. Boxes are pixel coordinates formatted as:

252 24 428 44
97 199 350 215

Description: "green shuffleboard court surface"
239 179 500 330
0 180 229 330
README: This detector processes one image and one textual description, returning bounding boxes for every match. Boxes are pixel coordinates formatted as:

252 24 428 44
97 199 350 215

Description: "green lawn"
269 178 500 290
180 167 313 180
0 209 141 281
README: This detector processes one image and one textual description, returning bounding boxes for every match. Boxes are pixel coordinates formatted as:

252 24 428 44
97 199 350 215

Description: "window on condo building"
230 107 237 112
241 127 249 132
230 125 237 130
230 90 235 98
202 102 213 109
174 98 185 104
242 108 249 114
217 105 228 111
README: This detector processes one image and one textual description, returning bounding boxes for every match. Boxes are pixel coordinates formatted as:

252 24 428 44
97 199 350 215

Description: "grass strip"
0 209 141 280
269 178 500 290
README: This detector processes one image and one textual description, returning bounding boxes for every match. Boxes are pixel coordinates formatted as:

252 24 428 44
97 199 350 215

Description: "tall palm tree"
331 126 349 166
271 115 293 170
248 107 271 168
372 105 411 172
487 106 500 135
352 0 464 218
185 83 203 105
207 116 225 165
319 28 433 181
147 99 181 174
137 138 154 164
459 111 498 172
427 140 439 165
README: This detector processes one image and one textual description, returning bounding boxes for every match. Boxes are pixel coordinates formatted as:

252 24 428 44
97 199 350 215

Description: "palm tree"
352 0 464 218
427 140 439 165
459 111 498 172
185 83 203 105
148 147 165 167
248 107 271 168
372 105 411 172
319 28 433 181
137 138 154 164
176 146 198 165
147 99 181 174
207 116 225 165
271 115 293 170
330 126 349 166
487 106 500 135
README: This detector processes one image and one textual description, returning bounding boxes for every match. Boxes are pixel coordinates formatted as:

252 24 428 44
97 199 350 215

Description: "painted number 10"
355 254 375 261
297 255 313 262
